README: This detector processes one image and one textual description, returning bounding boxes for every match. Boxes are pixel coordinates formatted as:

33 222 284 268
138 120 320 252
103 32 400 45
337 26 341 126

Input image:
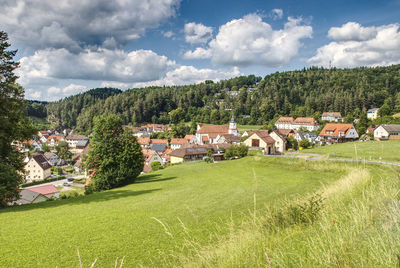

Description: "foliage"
224 144 248 159
20 176 65 188
286 137 298 150
55 141 71 161
299 139 312 149
51 166 63 175
0 31 36 207
150 161 163 171
41 143 50 153
84 115 144 191
171 122 190 138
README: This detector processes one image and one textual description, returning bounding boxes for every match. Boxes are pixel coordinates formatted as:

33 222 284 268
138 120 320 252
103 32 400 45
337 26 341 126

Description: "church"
194 114 241 145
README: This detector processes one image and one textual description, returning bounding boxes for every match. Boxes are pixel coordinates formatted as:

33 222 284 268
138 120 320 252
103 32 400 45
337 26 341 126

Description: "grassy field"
303 140 400 162
236 124 263 132
1 157 346 267
2 156 400 267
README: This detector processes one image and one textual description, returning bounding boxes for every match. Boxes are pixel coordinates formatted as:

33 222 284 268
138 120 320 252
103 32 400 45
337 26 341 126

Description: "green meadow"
303 140 400 162
1 156 399 267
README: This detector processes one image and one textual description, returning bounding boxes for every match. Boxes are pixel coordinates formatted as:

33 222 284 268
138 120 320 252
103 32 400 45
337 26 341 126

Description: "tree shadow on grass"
135 174 177 184
1 188 161 214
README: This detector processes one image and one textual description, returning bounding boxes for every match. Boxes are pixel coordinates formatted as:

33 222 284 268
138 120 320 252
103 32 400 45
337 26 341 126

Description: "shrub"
51 166 63 175
299 139 312 149
150 161 163 171
204 157 213 163
225 144 249 159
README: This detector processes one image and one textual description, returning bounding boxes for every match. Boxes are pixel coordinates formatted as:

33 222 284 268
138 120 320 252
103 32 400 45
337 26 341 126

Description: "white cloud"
184 22 213 44
100 81 131 89
45 84 87 101
271 9 283 20
309 22 400 67
0 0 180 51
162 31 175 38
328 22 377 42
133 66 240 88
199 14 312 67
183 47 212 59
16 48 176 85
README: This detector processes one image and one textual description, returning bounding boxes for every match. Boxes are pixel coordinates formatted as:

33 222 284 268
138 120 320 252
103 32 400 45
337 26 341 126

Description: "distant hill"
36 65 400 133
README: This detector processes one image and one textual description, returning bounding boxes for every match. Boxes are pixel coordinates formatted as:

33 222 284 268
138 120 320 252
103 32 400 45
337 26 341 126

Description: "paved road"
266 152 400 167
24 175 86 190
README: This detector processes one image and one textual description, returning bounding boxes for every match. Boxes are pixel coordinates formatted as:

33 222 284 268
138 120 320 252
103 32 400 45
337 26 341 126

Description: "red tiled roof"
27 184 59 195
319 123 355 137
184 135 195 142
197 125 229 135
170 138 187 145
137 137 150 145
47 135 64 143
248 130 275 144
150 139 168 145
276 129 296 137
275 117 294 124
293 117 318 125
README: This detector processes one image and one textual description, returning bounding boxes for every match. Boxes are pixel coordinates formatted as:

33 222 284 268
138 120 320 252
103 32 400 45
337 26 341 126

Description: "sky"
1 0 400 101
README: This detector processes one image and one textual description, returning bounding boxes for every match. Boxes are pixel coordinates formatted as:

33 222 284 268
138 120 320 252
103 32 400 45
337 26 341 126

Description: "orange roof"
319 123 355 137
170 138 187 145
150 139 168 145
276 129 296 137
184 134 195 142
47 135 64 142
293 117 318 125
137 137 150 145
197 125 229 135
163 148 173 155
142 149 158 162
248 130 275 144
275 117 294 124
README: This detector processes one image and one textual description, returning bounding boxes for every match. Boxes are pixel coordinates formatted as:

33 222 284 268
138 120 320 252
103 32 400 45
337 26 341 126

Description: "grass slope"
303 140 400 162
0 157 343 267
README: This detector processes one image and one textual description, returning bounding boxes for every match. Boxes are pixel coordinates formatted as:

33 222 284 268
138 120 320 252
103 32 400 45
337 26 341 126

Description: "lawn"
0 157 345 267
236 124 263 132
303 140 400 162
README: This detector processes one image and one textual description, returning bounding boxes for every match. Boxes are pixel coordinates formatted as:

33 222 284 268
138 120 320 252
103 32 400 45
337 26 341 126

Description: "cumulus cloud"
183 47 212 59
0 0 180 51
309 22 400 67
184 22 213 44
133 66 240 88
271 9 283 20
162 31 175 38
192 14 312 67
16 48 176 85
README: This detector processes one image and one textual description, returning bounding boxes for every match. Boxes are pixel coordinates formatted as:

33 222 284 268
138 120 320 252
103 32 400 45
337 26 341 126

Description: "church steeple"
228 113 239 136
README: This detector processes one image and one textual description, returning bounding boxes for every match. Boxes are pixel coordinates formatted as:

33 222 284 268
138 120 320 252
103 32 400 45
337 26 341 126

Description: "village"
12 107 400 205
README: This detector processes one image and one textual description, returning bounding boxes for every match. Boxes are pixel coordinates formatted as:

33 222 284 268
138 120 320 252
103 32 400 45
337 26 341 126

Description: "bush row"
21 176 66 188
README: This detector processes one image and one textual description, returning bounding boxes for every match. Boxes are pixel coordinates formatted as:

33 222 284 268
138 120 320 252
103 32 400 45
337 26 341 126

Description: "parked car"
67 177 74 182
63 182 72 187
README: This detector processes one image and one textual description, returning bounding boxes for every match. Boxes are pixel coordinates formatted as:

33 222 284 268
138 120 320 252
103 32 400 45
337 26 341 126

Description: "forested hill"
39 65 400 133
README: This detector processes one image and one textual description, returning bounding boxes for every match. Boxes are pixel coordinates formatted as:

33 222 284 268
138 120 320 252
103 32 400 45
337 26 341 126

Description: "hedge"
21 176 66 188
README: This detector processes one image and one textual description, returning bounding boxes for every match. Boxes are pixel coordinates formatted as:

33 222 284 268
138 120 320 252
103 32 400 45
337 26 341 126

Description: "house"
322 112 343 122
373 124 400 140
137 137 151 148
11 189 48 205
150 139 169 146
161 148 173 164
142 149 164 166
213 134 241 145
26 185 60 199
318 123 359 144
47 135 64 147
25 153 51 182
367 108 379 120
38 130 49 138
276 129 297 138
40 135 49 143
142 124 168 133
65 134 88 148
275 117 294 129
195 114 240 145
275 116 319 131
269 130 287 153
44 152 64 166
366 125 378 134
294 132 318 143
184 134 195 144
150 143 168 153
170 138 187 150
170 146 210 164
242 130 277 155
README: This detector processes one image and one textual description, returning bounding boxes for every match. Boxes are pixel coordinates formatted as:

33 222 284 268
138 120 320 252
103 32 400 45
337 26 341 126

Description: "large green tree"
85 115 144 191
0 31 35 207
55 141 71 161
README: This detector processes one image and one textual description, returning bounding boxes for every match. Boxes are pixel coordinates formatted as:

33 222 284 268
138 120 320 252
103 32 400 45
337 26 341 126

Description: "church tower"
228 113 239 136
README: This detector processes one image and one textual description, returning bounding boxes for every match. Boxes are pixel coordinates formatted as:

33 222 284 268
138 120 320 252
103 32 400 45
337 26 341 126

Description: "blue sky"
1 0 400 101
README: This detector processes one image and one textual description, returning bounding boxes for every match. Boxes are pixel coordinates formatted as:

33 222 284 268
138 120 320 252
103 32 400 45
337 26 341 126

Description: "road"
24 175 86 190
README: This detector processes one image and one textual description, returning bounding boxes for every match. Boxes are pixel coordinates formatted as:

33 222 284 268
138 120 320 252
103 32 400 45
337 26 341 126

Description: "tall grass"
161 164 400 267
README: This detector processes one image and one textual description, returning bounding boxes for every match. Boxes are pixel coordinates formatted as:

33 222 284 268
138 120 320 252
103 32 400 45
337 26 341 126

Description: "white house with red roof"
275 116 319 131
195 114 240 145
318 123 359 144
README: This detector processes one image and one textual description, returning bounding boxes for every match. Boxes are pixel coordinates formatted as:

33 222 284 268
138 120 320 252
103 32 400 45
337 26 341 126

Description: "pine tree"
0 31 36 207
